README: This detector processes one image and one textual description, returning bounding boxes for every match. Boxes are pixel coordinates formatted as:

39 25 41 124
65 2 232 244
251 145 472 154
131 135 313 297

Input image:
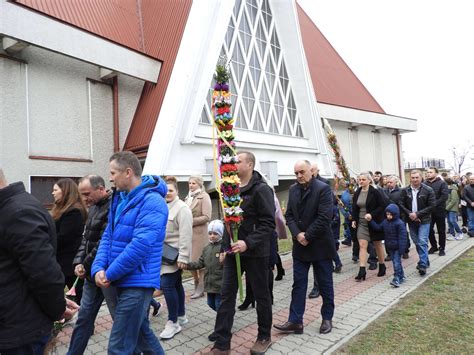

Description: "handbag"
162 242 179 265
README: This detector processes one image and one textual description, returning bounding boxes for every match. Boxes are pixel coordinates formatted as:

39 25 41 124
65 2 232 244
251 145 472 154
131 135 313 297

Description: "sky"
299 0 474 173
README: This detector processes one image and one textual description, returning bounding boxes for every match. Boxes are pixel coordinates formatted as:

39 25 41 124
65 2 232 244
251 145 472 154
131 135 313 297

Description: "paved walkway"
49 236 474 354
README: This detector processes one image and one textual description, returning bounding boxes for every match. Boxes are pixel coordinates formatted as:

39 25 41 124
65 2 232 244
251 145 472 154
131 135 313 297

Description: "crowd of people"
1 151 473 355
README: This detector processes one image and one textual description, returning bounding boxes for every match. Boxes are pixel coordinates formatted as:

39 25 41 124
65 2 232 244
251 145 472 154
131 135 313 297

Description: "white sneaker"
159 320 182 339
455 233 464 240
178 315 189 326
447 235 456 241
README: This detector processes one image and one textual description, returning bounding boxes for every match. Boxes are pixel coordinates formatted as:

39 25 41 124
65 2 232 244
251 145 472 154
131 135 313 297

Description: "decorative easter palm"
211 57 244 302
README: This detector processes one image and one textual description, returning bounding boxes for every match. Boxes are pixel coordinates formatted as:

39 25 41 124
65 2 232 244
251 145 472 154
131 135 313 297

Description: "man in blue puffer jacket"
92 151 168 355
367 204 407 288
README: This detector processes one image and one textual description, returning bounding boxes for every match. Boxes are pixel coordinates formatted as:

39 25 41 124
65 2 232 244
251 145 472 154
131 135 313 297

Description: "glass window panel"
255 113 265 132
288 91 296 109
269 111 278 133
234 0 242 18
226 23 235 47
283 117 292 135
247 1 258 28
200 106 209 124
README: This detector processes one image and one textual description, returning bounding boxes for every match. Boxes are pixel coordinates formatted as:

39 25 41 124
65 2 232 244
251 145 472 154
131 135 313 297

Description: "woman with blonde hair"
51 178 87 302
351 172 387 281
160 176 193 340
184 175 212 299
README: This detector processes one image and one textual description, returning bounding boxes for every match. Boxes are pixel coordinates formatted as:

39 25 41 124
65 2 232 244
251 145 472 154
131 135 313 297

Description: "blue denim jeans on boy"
207 293 222 311
108 287 164 355
160 270 185 322
391 250 405 283
409 223 430 269
68 279 117 355
447 211 462 235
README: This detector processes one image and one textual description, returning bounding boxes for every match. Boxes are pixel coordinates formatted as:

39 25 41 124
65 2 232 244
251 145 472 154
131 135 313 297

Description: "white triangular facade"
144 0 333 182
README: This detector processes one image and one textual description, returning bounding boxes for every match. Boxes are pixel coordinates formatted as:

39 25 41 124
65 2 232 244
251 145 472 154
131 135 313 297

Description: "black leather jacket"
72 192 111 279
399 184 436 224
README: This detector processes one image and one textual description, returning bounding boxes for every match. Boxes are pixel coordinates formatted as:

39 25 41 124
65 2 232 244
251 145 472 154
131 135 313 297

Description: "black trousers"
429 212 447 250
214 255 272 350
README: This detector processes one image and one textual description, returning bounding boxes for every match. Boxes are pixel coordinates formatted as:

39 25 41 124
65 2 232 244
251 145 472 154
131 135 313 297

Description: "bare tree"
449 142 473 174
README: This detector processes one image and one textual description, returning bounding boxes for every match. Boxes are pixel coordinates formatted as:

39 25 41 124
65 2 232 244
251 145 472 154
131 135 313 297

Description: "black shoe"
461 227 467 234
384 255 392 262
237 299 255 311
355 267 366 281
419 267 427 276
439 249 446 256
368 263 377 270
341 239 351 246
208 331 218 342
273 321 303 334
377 263 386 277
319 320 332 334
308 287 320 299
402 252 409 259
352 256 359 264
275 267 285 281
334 265 342 273
428 247 439 254
152 302 161 316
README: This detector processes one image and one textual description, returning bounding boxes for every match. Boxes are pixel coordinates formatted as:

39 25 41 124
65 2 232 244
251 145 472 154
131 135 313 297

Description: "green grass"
337 247 474 354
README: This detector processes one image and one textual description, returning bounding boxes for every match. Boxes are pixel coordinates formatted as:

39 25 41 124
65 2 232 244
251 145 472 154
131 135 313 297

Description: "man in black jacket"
462 175 474 237
307 163 330 299
67 175 116 354
274 160 336 335
399 170 436 276
0 168 75 353
425 167 449 255
209 151 275 355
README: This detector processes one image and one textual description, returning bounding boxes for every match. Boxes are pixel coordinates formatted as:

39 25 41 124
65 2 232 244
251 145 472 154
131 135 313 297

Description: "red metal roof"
296 3 385 114
13 0 192 155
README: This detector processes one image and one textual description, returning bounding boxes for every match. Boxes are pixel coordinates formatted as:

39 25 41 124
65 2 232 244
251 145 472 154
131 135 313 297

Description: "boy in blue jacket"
366 204 407 287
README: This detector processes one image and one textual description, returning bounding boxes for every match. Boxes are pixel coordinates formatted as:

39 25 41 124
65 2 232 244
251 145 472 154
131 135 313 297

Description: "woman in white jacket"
159 176 193 340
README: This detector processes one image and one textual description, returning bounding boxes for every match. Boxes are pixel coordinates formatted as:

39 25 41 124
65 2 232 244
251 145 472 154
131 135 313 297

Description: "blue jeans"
161 270 185 322
289 258 334 323
0 335 50 355
409 223 430 269
391 250 405 282
447 211 462 235
67 279 117 355
108 288 164 355
467 208 474 233
207 293 222 311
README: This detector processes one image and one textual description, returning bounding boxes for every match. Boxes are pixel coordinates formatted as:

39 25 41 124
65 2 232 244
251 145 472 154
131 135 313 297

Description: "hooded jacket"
369 204 407 253
0 182 65 349
91 175 168 289
446 184 460 213
222 171 275 258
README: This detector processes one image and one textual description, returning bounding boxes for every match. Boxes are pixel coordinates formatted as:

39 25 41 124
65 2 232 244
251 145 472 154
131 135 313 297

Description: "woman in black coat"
351 172 387 281
51 178 87 302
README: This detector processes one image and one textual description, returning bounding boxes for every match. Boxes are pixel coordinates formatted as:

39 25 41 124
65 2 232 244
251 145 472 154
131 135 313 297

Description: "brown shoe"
203 347 230 355
273 321 303 334
250 338 272 354
319 319 332 334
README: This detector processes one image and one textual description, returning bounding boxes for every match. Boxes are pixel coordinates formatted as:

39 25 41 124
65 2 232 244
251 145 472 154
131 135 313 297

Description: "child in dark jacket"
367 204 407 287
186 220 224 311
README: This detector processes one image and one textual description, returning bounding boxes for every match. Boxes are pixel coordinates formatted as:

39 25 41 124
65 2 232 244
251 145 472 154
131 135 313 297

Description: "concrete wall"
0 46 143 190
328 119 401 178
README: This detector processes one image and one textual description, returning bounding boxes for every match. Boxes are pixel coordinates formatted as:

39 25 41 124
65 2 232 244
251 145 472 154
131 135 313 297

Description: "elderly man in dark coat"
274 160 336 335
